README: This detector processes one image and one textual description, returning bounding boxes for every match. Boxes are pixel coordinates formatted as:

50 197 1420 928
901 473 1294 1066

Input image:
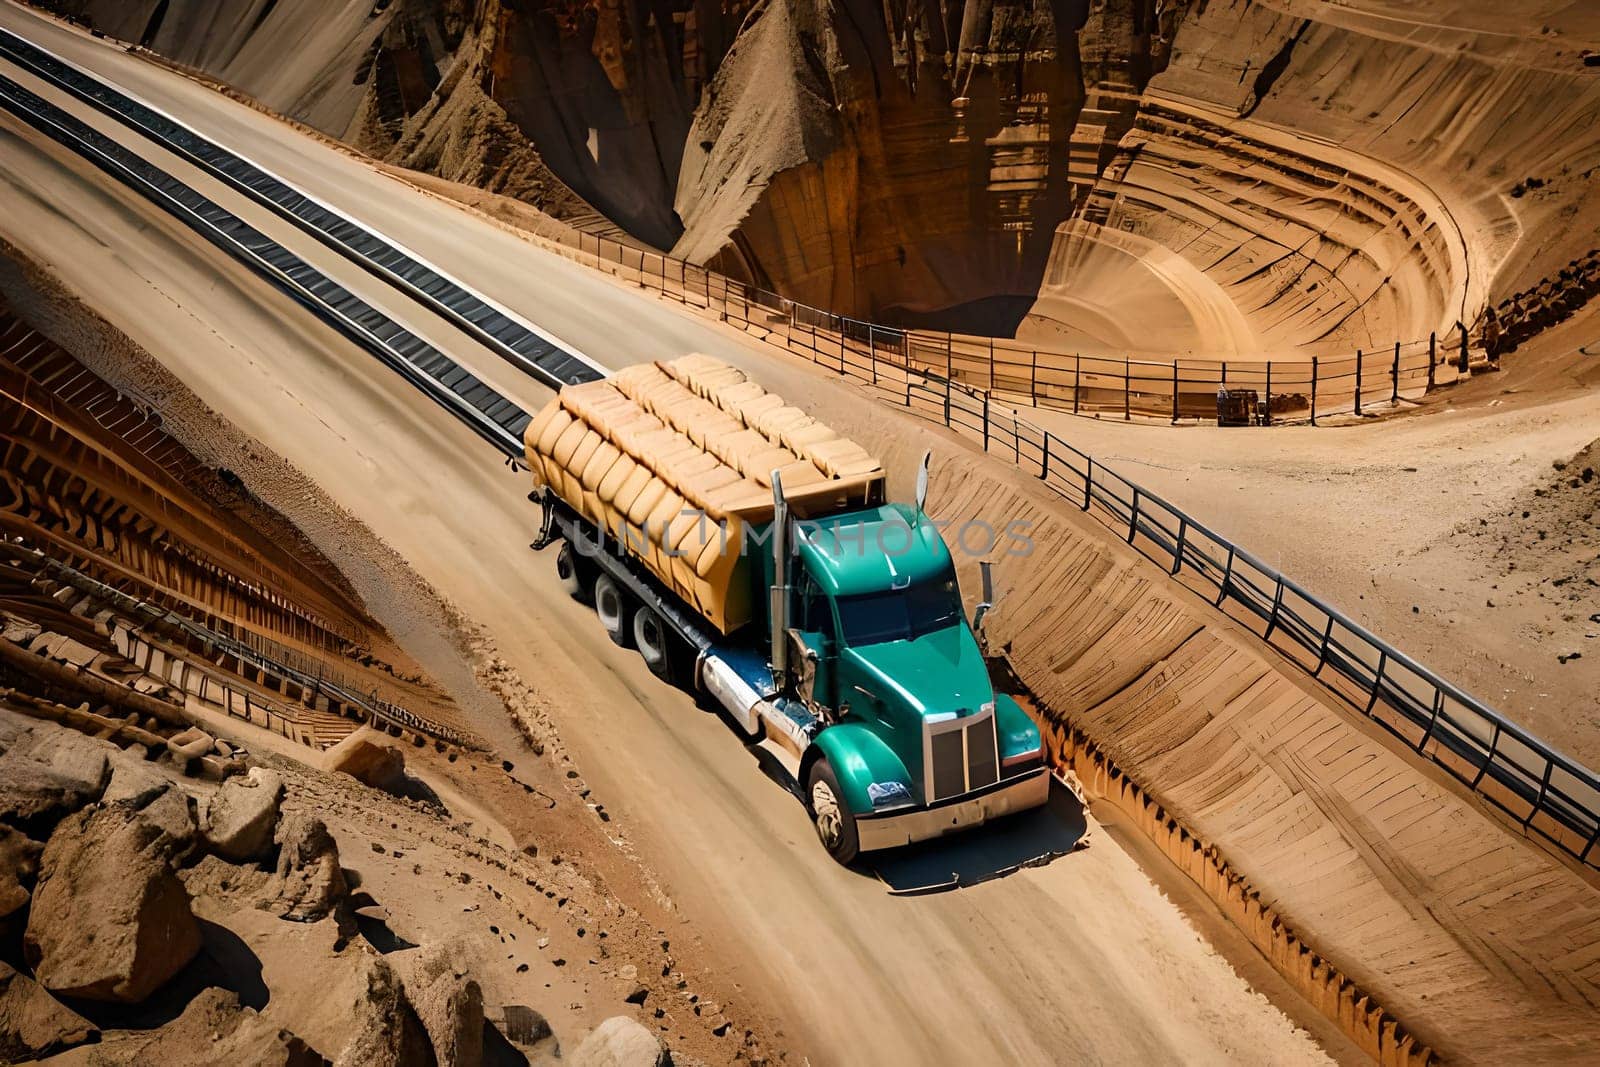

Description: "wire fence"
529 227 1482 426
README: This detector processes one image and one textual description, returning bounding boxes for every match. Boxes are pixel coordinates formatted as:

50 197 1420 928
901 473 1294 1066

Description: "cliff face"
673 0 1148 328
42 0 1170 328
41 0 1600 351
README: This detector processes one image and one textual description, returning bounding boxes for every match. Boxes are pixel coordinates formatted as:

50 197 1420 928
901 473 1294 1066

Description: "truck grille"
925 709 999 803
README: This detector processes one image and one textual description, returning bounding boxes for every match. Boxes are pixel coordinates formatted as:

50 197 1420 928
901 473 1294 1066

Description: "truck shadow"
867 781 1087 895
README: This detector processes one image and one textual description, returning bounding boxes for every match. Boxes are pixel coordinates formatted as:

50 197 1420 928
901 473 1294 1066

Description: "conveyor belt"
0 71 530 459
0 25 604 394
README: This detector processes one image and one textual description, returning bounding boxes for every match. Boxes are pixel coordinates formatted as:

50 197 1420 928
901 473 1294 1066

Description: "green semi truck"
525 356 1048 863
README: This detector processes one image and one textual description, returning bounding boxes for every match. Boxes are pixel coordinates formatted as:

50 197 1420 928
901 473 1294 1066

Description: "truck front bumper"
855 767 1051 853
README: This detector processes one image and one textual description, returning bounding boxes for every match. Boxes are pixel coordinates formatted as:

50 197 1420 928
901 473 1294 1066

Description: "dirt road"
0 5 1338 1063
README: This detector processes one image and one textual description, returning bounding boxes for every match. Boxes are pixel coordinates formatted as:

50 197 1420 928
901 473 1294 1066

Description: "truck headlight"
867 781 915 810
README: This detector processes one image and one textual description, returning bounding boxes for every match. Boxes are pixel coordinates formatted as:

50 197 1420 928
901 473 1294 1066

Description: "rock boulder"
0 826 42 920
105 758 196 849
333 957 433 1067
102 756 172 807
119 987 319 1066
0 728 111 835
326 735 408 795
24 802 201 1003
403 939 483 1067
0 960 97 1061
265 810 348 922
202 767 283 861
570 1016 672 1067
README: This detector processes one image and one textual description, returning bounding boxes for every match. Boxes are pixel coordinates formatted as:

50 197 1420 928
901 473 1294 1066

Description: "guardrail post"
1128 487 1140 543
1365 650 1388 714
989 335 996 391
1083 457 1093 510
1123 357 1131 421
1529 761 1555 828
1310 356 1318 425
1031 348 1038 401
1471 723 1500 789
1263 362 1272 426
1171 517 1186 575
1391 341 1400 403
1417 691 1444 753
982 390 990 451
1265 580 1285 640
1215 546 1235 606
868 328 877 385
1171 362 1179 423
1313 615 1334 675
1427 331 1437 389
1040 432 1051 479
1354 349 1363 416
1073 354 1081 415
1459 321 1469 373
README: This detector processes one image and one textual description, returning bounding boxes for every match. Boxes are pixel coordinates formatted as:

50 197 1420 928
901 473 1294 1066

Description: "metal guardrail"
2 32 1590 867
540 212 1479 429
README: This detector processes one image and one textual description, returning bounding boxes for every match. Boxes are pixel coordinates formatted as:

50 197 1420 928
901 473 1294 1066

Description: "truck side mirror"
972 561 995 646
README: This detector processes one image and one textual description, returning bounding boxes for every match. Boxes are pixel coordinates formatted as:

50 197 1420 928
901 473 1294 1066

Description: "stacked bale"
524 355 883 634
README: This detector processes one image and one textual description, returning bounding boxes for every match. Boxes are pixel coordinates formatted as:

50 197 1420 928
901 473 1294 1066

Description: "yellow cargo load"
525 355 885 634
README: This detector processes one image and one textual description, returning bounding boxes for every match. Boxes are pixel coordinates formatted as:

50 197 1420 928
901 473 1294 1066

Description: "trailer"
525 355 1048 863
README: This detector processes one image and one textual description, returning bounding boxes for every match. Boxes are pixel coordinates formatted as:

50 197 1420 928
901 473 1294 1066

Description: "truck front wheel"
593 574 631 647
555 542 590 601
806 759 860 865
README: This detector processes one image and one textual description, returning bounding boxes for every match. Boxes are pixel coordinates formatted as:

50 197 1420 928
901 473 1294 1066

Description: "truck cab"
780 504 1049 863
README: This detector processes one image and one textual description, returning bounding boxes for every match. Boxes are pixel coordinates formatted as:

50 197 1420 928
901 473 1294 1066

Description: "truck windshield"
836 575 963 646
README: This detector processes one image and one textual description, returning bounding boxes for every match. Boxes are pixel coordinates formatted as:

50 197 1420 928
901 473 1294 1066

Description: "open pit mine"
0 0 1597 1064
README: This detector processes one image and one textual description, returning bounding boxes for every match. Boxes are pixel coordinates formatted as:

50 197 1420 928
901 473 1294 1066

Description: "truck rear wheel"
593 573 631 647
632 605 673 681
806 759 860 865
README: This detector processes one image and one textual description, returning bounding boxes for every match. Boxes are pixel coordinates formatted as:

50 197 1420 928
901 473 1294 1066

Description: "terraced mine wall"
0 281 477 752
